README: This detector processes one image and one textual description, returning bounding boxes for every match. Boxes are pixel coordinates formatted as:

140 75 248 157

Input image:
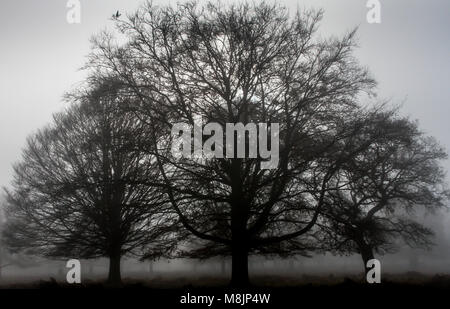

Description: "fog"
2 206 450 284
0 0 449 284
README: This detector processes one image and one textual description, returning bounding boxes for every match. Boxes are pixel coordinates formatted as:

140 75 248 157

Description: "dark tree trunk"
229 159 250 287
359 243 375 276
230 198 250 287
231 242 249 287
108 253 122 286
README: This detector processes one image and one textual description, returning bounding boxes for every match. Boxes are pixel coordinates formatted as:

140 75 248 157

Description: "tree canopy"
3 76 177 284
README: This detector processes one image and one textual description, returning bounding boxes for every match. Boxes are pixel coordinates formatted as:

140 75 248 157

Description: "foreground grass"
2 272 450 289
1 275 449 308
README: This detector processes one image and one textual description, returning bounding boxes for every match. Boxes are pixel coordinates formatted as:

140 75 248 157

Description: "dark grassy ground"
0 274 449 307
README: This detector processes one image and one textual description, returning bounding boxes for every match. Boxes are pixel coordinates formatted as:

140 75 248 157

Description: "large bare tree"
3 76 176 285
83 1 450 286
85 1 384 286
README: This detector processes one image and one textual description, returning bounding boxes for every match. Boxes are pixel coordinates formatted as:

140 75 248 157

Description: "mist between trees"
1 1 449 287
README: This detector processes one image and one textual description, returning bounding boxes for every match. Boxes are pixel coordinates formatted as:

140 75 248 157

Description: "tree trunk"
359 244 375 276
230 198 250 287
231 242 249 287
229 158 250 287
108 254 122 286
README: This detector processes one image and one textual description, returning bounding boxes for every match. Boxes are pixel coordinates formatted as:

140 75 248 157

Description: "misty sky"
1 0 449 191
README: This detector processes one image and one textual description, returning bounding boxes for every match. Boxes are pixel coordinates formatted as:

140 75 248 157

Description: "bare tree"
3 76 176 285
85 1 385 286
318 109 449 274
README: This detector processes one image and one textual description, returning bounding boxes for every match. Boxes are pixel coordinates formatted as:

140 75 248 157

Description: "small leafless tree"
318 110 449 274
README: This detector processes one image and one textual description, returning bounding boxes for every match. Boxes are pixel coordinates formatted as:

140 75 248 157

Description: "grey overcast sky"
0 0 449 190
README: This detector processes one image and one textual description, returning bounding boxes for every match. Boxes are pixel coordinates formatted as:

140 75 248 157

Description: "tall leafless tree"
3 76 176 285
85 1 390 286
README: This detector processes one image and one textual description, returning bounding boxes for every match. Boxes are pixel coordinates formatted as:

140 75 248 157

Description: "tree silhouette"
3 76 176 285
318 109 449 274
85 1 393 286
